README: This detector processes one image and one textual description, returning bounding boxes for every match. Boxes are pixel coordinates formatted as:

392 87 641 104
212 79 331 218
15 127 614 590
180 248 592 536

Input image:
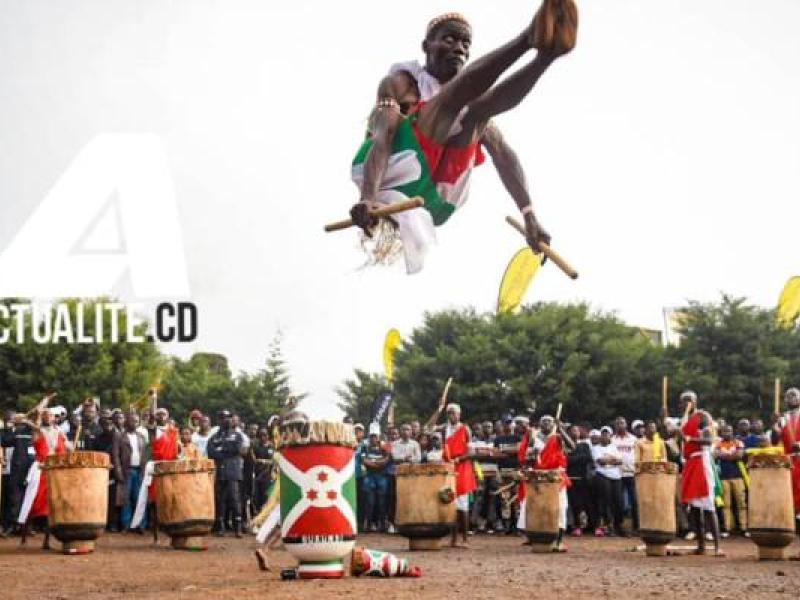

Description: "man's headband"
426 13 471 37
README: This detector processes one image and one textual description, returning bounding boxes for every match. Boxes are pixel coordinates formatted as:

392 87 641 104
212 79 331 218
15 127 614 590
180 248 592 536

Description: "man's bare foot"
255 548 270 572
553 0 578 56
529 0 578 56
530 0 555 50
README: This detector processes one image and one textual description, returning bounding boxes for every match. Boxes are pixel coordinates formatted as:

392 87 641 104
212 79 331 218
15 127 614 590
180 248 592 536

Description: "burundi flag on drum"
278 444 357 576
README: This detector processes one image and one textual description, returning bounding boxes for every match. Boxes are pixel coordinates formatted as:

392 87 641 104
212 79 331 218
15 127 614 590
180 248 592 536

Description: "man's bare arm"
349 75 408 233
481 121 551 252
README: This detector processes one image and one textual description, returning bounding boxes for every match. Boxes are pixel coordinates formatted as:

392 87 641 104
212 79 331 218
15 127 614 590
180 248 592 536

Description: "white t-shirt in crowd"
592 443 622 480
127 433 141 467
391 438 421 464
192 427 218 457
236 428 251 450
611 432 638 477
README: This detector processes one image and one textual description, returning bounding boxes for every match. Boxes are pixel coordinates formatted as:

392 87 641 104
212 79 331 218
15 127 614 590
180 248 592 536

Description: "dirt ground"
1 532 798 600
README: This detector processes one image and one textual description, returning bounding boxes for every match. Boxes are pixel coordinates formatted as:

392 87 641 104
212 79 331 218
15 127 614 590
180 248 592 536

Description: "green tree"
389 303 665 425
0 298 164 412
668 295 793 419
336 369 388 425
159 353 237 423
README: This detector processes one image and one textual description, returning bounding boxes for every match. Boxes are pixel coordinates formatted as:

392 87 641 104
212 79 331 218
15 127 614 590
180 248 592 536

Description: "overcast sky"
1 1 798 419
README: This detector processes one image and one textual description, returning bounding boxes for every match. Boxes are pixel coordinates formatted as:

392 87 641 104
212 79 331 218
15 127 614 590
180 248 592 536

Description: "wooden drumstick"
505 216 578 280
662 376 669 414
324 197 425 232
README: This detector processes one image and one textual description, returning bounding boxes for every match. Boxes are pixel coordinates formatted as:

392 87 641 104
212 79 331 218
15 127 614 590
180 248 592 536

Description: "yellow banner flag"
497 247 542 314
383 329 402 384
777 276 800 327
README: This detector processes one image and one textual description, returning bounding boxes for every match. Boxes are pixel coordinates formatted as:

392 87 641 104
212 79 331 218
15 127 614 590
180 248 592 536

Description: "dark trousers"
215 479 241 528
121 467 145 530
1 473 13 529
106 482 120 531
595 474 624 531
567 478 593 530
356 478 365 531
620 476 639 529
240 474 253 523
471 476 499 527
7 467 29 530
363 473 388 529
253 476 270 514
388 474 396 524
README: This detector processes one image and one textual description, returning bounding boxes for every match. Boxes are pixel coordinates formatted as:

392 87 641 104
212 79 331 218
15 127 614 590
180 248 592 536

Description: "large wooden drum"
748 454 795 560
395 462 456 550
153 459 215 550
278 419 357 579
44 451 110 554
524 469 561 553
635 461 678 556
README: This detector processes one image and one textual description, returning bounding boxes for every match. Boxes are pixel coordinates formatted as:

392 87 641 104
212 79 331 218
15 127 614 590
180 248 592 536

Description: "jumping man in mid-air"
350 1 578 273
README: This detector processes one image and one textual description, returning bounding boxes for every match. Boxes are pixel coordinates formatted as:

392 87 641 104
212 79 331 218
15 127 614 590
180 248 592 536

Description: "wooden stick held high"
324 198 425 232
505 216 578 280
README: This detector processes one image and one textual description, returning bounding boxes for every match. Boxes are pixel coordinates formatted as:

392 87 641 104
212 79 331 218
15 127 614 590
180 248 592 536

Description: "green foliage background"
2 295 797 427
338 296 800 426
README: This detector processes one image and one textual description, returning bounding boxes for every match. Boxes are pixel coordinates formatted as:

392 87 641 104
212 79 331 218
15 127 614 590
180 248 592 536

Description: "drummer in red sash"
426 400 476 548
517 415 573 552
19 406 67 550
679 391 724 557
772 387 800 554
442 404 476 548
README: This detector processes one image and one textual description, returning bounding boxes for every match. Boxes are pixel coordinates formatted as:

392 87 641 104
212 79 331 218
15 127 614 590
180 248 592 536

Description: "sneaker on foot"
721 531 730 539
571 528 582 537
684 531 697 541
705 532 713 541
594 527 605 537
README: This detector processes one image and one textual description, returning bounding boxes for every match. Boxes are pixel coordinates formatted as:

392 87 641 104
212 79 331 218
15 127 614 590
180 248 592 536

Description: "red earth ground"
1 532 798 599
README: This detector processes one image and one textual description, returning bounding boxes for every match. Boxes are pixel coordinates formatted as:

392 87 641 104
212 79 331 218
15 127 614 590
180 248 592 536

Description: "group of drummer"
360 387 800 558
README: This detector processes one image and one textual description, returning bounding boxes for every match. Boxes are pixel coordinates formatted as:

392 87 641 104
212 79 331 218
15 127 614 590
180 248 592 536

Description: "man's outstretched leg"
418 1 578 143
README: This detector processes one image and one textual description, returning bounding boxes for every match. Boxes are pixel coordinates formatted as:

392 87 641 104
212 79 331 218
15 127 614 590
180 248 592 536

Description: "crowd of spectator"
351 412 781 541
0 399 787 544
0 400 277 538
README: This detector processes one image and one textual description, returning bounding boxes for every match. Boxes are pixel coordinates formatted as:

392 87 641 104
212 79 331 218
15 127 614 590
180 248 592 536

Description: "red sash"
444 424 477 497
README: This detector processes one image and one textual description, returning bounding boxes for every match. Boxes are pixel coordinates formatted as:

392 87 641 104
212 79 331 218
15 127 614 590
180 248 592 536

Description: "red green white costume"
351 61 485 274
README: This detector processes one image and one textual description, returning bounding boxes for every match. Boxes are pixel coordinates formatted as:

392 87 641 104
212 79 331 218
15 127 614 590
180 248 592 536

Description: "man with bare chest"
350 1 578 272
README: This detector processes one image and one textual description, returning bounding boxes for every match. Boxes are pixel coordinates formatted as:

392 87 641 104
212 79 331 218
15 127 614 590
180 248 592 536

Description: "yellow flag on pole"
777 276 800 327
383 329 402 384
497 248 542 314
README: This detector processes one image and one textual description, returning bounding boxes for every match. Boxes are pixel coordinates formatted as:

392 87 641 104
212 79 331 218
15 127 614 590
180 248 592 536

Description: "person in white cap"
591 426 624 537
362 422 391 532
611 416 638 532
